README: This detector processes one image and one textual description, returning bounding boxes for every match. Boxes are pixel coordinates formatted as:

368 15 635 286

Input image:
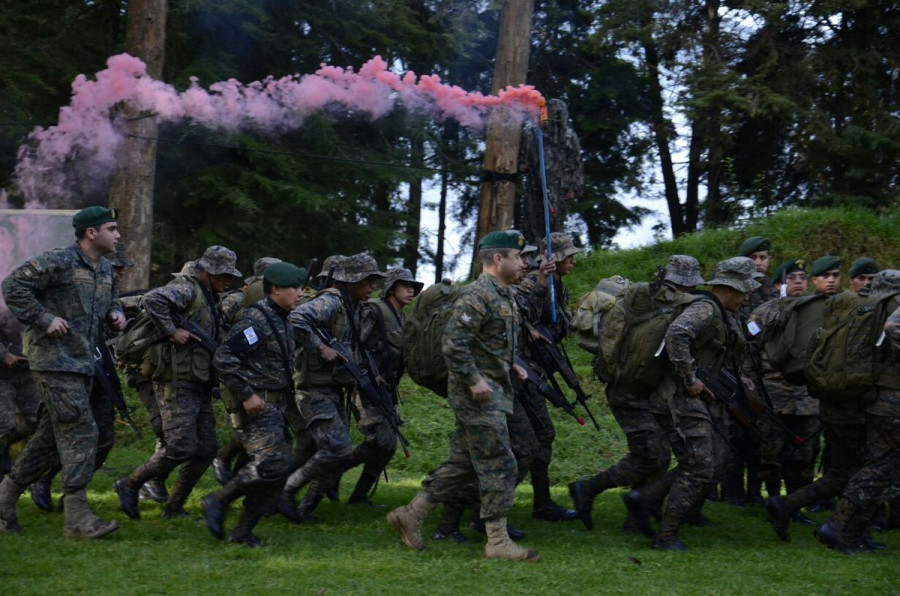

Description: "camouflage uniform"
0 313 39 473
1 244 121 493
280 254 385 520
421 271 520 521
116 246 238 518
746 298 820 496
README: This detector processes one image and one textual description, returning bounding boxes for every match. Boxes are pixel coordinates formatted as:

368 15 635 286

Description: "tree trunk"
701 0 723 228
403 132 424 276
108 0 167 292
435 165 448 283
474 0 534 271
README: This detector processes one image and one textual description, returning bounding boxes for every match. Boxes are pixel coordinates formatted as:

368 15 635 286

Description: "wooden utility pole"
474 0 534 260
108 0 167 291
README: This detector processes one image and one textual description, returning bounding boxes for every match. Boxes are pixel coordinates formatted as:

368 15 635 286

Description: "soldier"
0 309 38 481
627 257 757 550
745 260 819 524
569 255 702 530
739 236 778 319
277 253 385 523
116 245 240 520
515 232 582 522
766 255 868 540
346 267 423 506
201 262 306 546
0 206 124 538
848 257 879 294
387 230 539 562
815 270 900 552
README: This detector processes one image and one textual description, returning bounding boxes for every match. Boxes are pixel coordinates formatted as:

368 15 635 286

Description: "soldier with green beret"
0 206 124 538
116 245 241 521
388 230 540 562
809 255 841 296
278 253 385 523
200 262 305 546
848 257 879 294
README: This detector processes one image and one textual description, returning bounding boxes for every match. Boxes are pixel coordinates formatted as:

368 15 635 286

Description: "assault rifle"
172 312 218 354
514 355 585 426
745 349 813 445
306 320 410 458
94 344 142 439
529 324 600 431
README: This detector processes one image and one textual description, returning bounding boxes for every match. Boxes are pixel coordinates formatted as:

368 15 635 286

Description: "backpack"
111 276 205 367
761 294 827 385
570 276 633 355
401 279 471 397
595 282 698 391
805 291 900 402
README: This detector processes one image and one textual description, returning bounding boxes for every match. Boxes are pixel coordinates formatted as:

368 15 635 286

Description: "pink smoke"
13 54 544 204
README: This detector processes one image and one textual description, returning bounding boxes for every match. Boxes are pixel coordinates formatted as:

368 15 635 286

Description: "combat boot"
139 478 169 503
651 512 688 551
0 477 24 533
622 490 656 538
484 518 540 562
469 513 525 541
212 457 233 486
63 489 119 539
30 479 53 512
114 476 142 519
531 462 576 522
296 488 325 524
386 492 436 552
568 471 612 530
348 469 384 508
888 497 900 531
229 508 264 547
765 495 792 542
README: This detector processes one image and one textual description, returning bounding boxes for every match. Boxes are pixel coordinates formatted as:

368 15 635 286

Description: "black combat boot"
348 467 384 508
651 513 688 551
229 508 264 547
531 462 576 521
568 470 613 530
139 478 169 503
30 478 53 512
432 502 471 543
765 495 793 542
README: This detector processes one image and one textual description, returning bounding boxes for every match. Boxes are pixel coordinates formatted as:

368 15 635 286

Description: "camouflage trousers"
231 401 293 515
757 413 820 494
126 381 218 502
0 372 40 447
284 387 353 492
607 402 671 487
782 420 866 511
515 383 556 466
422 408 517 521
347 392 397 474
136 374 162 439
840 389 900 508
9 372 96 492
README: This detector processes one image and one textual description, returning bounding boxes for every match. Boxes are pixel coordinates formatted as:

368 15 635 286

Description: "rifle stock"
515 355 584 426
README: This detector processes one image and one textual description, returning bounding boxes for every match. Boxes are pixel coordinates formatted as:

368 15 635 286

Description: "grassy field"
2 206 899 594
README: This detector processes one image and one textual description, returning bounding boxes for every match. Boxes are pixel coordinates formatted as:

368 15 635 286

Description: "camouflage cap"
707 257 761 294
869 269 900 295
245 257 282 284
381 267 424 298
196 245 242 278
849 257 879 279
110 242 135 268
332 253 385 284
739 236 770 257
809 255 840 277
317 255 346 278
664 255 705 287
539 232 585 262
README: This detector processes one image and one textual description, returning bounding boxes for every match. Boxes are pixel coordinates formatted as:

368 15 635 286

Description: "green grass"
3 206 900 594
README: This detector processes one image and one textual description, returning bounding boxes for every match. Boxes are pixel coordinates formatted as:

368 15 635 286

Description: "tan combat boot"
485 518 540 562
0 477 23 533
63 489 120 539
386 492 436 551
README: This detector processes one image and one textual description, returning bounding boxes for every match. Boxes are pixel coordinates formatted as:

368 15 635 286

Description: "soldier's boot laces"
484 518 540 562
0 477 24 533
63 489 119 539
387 492 435 552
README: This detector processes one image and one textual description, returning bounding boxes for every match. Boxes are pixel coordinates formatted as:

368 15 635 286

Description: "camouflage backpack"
595 281 698 390
761 293 827 386
570 276 633 354
401 279 471 398
805 291 900 402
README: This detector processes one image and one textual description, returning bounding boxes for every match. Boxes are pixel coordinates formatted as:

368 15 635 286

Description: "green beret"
478 230 527 251
263 262 307 287
772 259 806 282
809 255 840 277
73 206 118 230
848 257 879 278
739 236 770 257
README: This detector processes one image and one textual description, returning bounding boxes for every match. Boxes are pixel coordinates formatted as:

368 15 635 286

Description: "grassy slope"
2 207 899 594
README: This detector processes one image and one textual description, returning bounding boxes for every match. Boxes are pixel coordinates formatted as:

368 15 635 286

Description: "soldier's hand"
512 363 528 383
318 344 345 364
536 258 557 285
529 328 551 344
46 317 69 337
108 311 126 331
469 378 492 403
170 328 200 345
2 353 26 369
741 376 755 393
242 393 266 415
686 380 710 397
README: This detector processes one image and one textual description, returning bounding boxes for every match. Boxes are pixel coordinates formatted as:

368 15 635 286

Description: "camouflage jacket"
870 305 900 417
360 298 405 387
214 297 295 403
0 309 27 380
665 293 746 389
288 289 360 388
1 244 121 374
745 298 818 415
442 272 519 414
740 276 778 322
517 272 570 342
142 275 222 340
